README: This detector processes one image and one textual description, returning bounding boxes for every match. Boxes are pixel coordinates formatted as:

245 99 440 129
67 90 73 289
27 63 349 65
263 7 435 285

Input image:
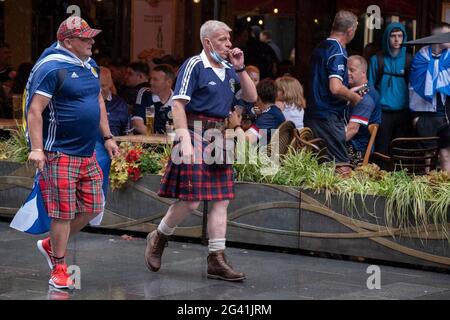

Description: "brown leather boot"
207 250 246 282
144 230 169 272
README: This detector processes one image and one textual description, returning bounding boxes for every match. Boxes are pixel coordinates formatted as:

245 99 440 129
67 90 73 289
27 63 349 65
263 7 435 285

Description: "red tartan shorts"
39 152 104 220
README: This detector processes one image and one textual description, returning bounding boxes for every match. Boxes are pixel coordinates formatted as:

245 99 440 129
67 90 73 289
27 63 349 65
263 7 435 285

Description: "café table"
0 119 22 130
113 134 175 145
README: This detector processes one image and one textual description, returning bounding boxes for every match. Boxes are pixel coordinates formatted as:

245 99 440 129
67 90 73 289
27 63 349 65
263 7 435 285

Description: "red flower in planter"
126 149 143 163
127 167 142 181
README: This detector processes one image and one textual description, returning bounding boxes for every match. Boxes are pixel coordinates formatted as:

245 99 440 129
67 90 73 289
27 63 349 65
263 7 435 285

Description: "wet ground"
0 222 449 300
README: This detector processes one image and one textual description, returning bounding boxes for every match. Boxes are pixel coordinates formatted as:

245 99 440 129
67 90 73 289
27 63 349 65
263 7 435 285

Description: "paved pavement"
0 222 449 300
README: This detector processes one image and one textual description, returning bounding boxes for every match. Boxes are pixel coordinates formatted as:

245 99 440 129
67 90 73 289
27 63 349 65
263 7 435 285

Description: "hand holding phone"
351 84 370 96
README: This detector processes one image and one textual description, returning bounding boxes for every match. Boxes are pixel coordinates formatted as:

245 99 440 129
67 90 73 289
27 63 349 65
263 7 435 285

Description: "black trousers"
375 109 413 155
416 114 450 149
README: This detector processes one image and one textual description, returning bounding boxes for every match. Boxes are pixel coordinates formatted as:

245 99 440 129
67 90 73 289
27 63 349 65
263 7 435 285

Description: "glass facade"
0 0 444 73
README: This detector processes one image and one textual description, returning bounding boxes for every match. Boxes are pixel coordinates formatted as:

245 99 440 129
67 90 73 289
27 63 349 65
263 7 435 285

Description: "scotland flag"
409 46 450 112
10 142 111 234
10 172 50 234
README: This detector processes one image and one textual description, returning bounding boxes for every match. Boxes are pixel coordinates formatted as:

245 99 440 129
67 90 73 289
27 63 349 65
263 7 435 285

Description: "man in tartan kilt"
145 20 257 281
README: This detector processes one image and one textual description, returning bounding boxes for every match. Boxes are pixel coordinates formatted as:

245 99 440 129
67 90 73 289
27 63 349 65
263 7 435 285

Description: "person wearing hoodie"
368 22 412 156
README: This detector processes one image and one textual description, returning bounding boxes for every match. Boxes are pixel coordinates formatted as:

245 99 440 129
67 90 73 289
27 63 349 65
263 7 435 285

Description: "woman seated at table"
100 67 129 137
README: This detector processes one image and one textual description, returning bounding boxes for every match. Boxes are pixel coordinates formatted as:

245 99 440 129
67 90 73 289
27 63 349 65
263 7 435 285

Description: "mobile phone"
357 84 370 95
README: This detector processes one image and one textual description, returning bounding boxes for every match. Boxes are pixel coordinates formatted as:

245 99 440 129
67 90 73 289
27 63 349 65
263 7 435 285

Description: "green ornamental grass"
1 132 449 241
233 148 449 241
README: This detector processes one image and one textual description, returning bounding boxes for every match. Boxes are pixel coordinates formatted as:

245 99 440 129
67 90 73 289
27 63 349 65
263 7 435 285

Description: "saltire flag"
409 46 450 112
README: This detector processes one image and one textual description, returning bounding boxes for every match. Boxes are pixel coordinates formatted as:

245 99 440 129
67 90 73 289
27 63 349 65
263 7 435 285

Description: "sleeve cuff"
329 75 344 81
350 117 369 126
35 91 53 99
173 95 191 102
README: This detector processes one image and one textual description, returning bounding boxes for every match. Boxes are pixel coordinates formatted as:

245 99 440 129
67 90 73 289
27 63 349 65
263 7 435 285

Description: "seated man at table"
132 64 175 135
345 55 381 166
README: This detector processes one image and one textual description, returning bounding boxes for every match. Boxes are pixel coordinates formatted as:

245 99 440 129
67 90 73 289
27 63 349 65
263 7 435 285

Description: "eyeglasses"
70 37 94 43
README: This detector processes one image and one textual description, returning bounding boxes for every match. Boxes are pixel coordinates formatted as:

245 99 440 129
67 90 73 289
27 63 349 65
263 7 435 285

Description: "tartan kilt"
158 129 235 201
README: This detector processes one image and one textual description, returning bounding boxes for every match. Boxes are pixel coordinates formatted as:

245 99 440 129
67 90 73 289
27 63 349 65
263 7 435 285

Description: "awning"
405 32 450 45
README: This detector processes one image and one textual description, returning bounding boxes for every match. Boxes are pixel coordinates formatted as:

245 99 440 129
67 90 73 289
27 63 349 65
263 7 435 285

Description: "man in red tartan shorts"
145 20 257 281
26 17 119 289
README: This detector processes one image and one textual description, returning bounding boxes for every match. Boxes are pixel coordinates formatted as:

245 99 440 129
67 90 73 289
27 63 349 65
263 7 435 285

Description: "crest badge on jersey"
91 67 99 78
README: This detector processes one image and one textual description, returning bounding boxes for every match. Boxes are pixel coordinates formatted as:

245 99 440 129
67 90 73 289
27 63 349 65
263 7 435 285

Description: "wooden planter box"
1 161 449 270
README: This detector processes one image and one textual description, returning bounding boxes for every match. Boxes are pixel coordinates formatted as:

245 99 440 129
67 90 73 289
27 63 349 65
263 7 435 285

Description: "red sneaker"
37 237 55 270
47 286 71 300
49 264 74 289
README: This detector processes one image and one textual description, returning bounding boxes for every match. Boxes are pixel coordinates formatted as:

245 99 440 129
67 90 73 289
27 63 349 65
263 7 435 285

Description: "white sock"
208 239 226 253
157 219 176 236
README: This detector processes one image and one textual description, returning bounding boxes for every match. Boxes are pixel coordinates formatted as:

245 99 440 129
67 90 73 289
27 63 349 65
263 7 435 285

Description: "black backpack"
375 51 413 89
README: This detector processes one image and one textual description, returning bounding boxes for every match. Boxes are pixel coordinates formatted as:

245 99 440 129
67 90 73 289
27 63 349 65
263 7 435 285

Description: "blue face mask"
207 39 232 68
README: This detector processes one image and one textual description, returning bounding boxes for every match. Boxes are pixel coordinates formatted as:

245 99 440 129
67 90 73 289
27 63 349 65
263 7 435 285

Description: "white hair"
200 20 232 43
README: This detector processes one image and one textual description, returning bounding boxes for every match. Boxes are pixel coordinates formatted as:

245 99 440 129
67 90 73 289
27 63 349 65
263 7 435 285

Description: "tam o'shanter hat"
57 16 102 41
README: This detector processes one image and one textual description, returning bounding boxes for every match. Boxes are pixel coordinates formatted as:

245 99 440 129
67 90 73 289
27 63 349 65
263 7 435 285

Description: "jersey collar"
152 90 174 107
55 42 92 68
200 50 230 69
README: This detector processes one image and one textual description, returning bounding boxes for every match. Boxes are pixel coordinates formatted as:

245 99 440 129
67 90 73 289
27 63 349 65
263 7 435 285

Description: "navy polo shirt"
306 38 349 120
36 58 101 157
122 82 150 106
173 51 240 119
347 86 381 152
105 94 129 136
248 105 286 142
132 90 173 134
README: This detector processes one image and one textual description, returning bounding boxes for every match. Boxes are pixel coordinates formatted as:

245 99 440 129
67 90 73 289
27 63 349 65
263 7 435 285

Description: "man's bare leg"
50 219 71 259
207 200 229 241
162 200 201 229
145 200 201 272
69 212 100 236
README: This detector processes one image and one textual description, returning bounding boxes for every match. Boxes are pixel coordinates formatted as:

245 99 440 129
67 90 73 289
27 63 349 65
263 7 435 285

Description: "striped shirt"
36 63 100 156
173 51 240 119
306 38 349 119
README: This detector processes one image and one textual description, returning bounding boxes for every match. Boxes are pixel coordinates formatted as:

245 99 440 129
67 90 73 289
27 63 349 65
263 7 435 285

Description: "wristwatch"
103 134 114 141
235 65 246 73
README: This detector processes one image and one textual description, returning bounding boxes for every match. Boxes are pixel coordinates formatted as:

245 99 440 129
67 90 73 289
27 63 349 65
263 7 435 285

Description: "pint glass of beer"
146 105 155 135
